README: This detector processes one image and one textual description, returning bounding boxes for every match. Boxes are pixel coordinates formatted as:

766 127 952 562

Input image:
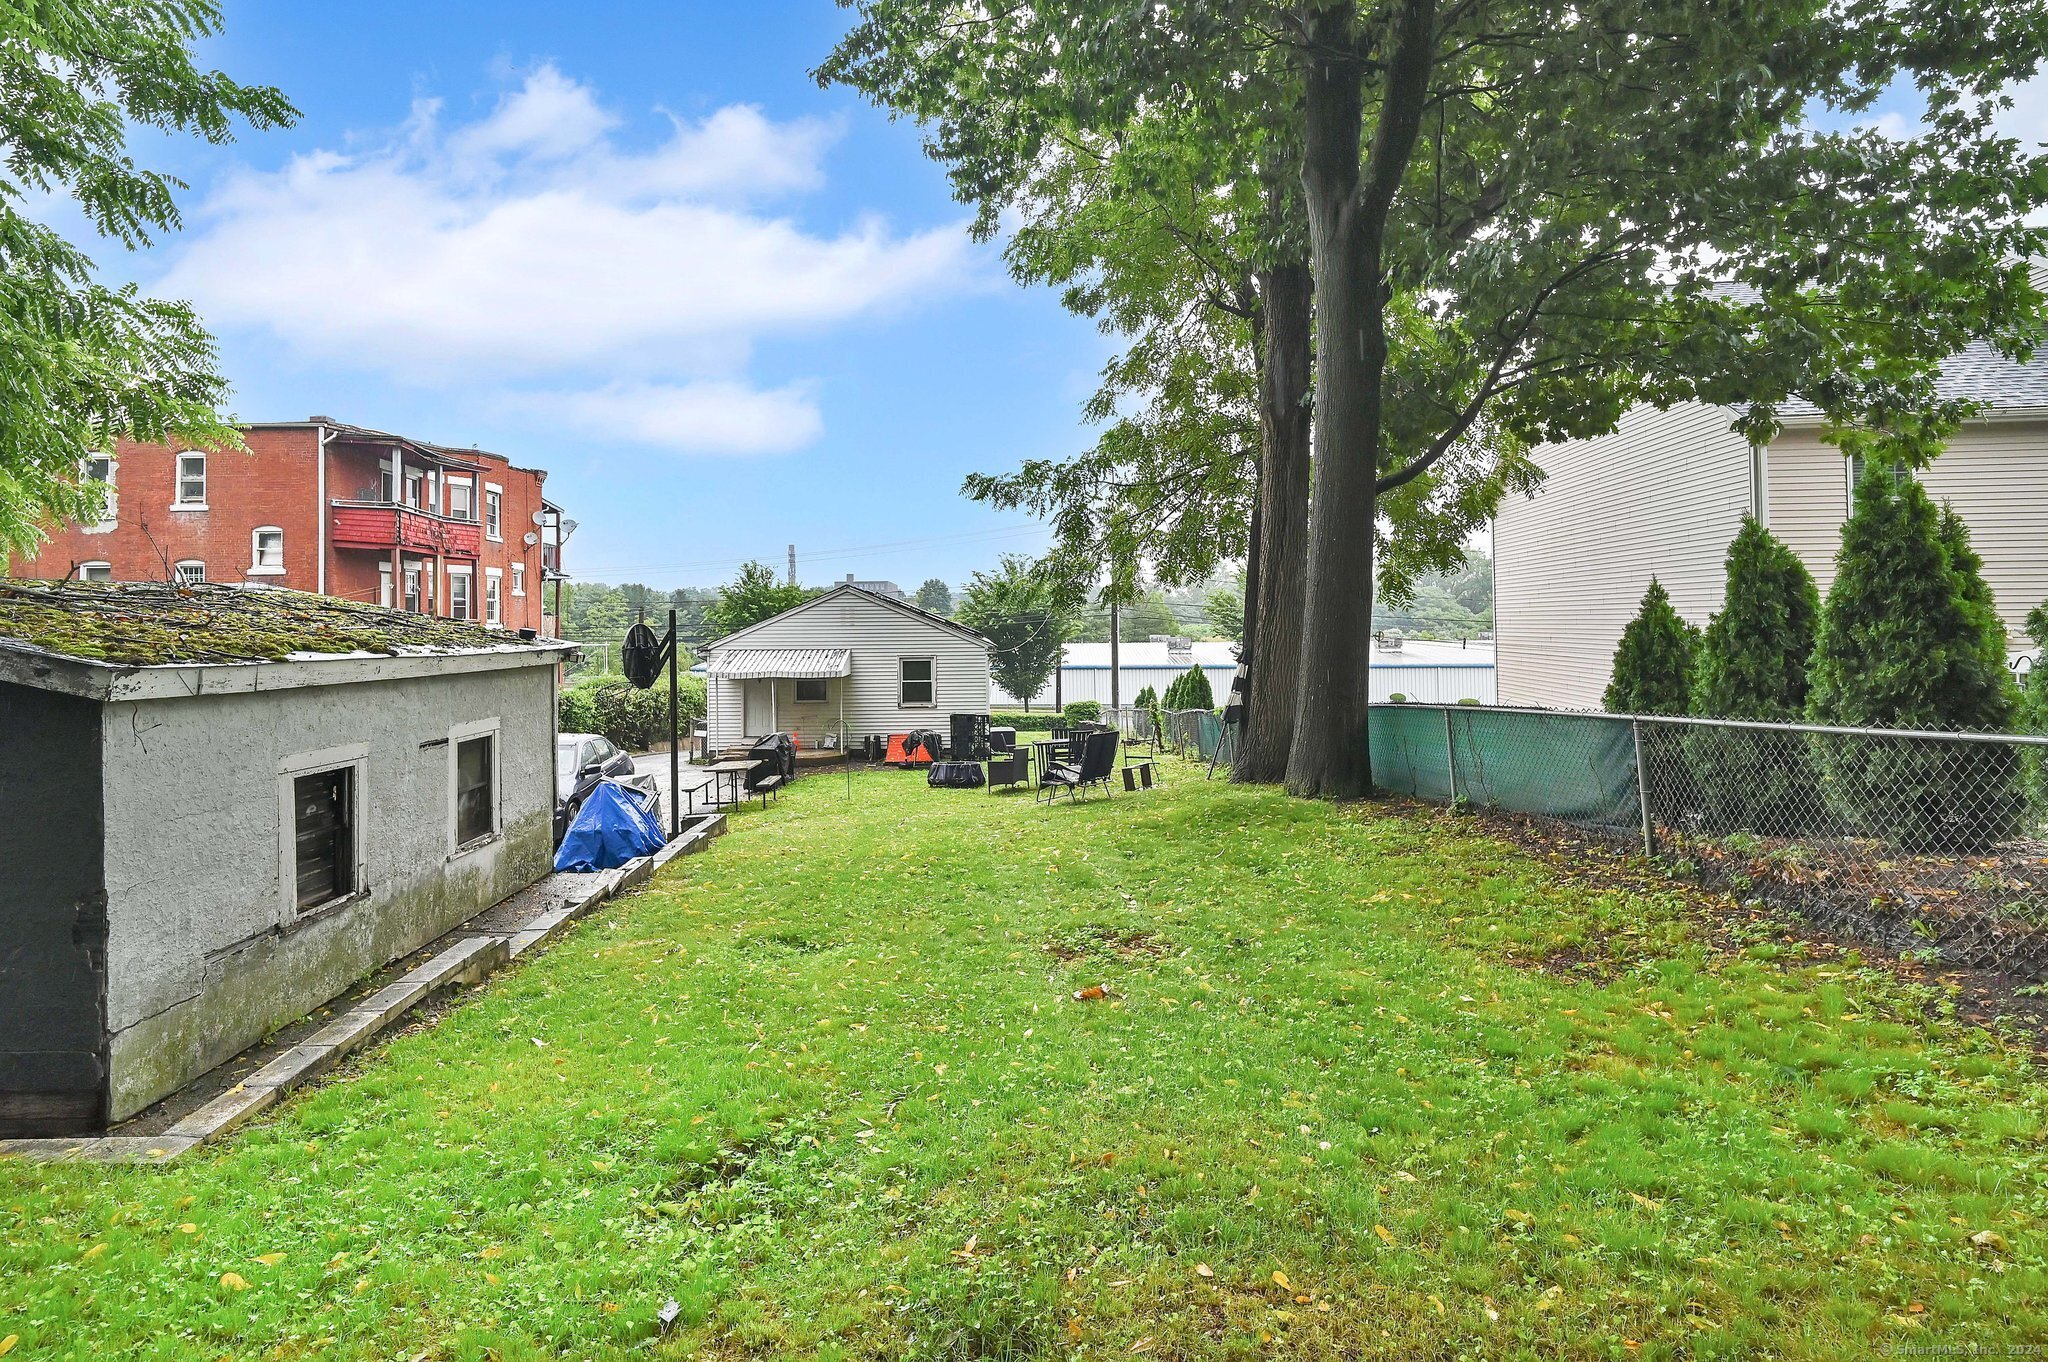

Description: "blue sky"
91 6 2046 596
117 2 1116 591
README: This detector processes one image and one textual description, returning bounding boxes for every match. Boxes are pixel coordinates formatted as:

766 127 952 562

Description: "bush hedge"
559 674 707 752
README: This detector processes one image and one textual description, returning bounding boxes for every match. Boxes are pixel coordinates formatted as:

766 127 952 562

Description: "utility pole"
787 544 796 586
1109 600 1121 709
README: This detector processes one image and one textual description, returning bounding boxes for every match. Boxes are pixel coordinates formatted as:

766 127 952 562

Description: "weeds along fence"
1373 703 2048 983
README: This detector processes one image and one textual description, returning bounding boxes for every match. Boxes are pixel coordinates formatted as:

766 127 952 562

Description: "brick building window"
447 567 472 620
511 564 526 595
174 560 205 586
448 477 474 522
485 486 503 541
250 527 285 574
485 568 503 626
175 452 207 507
84 454 117 530
78 561 112 583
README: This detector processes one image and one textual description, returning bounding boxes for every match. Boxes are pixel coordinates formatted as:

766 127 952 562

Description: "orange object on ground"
885 733 935 765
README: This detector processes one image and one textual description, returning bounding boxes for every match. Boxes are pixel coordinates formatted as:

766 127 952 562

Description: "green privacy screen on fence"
1370 705 1642 832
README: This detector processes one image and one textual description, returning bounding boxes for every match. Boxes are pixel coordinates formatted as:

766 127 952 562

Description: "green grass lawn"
5 766 2046 1359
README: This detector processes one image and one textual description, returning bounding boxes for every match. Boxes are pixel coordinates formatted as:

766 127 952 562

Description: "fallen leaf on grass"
82 1242 107 1260
1073 985 1109 1002
1271 1270 1291 1289
0 1336 15 1357
253 1252 286 1266
1373 1224 1395 1244
1970 1230 2010 1253
1195 1263 1214 1279
219 1272 251 1291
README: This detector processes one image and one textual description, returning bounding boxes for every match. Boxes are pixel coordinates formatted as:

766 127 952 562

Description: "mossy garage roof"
0 580 559 667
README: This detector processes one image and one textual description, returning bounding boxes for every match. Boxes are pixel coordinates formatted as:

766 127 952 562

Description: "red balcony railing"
331 501 482 558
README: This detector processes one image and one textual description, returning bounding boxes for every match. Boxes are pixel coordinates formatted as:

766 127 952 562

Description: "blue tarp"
553 779 667 872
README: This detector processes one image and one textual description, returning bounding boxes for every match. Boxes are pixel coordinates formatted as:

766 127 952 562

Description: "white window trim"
249 526 286 576
173 559 206 585
173 451 208 511
484 567 504 627
899 656 937 707
1845 454 1913 516
377 563 394 608
77 561 113 583
511 563 526 596
447 474 476 523
448 718 502 857
276 743 369 925
484 483 504 541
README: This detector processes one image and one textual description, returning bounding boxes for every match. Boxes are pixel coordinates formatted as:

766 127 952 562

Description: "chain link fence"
1373 703 2048 982
1104 706 1236 765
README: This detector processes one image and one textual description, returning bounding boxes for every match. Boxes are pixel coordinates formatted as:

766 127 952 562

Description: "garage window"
450 719 500 851
293 767 357 909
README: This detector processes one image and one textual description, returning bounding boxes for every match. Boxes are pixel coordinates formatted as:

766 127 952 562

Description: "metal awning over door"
705 648 851 680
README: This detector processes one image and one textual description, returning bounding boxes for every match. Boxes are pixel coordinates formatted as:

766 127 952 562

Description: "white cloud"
157 64 976 454
522 379 823 455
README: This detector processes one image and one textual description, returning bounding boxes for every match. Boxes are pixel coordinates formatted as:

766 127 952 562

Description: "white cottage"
701 584 991 751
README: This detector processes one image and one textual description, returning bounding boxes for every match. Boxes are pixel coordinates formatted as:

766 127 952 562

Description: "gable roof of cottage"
704 582 990 652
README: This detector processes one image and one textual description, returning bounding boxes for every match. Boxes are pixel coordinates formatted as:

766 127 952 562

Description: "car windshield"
556 738 583 784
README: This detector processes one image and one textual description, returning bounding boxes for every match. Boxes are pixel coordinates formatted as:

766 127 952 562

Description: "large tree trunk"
1233 257 1312 784
1285 0 1435 798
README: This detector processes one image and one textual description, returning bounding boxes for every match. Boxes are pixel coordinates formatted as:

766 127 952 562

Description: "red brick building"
8 419 567 635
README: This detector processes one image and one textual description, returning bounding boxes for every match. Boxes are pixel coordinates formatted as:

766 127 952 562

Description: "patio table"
693 759 756 813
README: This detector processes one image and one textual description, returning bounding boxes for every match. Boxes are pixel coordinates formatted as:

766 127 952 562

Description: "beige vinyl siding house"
700 584 991 751
1495 343 2048 712
1494 403 1755 710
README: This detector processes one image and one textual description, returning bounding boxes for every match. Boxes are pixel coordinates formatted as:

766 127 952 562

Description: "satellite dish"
523 531 539 546
531 510 545 525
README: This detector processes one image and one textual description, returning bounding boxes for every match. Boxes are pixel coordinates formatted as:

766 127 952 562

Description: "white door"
743 680 772 736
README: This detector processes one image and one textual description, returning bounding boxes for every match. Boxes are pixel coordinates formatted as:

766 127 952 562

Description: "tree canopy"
955 555 1076 709
702 562 817 639
913 578 953 615
0 0 297 555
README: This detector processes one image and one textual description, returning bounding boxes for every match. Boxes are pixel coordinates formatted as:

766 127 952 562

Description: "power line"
573 522 1049 581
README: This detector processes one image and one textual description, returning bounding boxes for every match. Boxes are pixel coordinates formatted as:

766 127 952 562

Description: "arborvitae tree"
1937 503 2009 660
2019 603 2048 805
1603 579 1697 715
1685 520 1822 834
1162 666 1215 711
1808 471 2022 851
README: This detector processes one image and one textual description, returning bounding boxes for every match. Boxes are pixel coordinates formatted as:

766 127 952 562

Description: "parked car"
555 732 659 844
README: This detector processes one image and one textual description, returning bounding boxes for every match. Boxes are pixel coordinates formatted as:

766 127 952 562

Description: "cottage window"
448 478 474 521
292 766 357 909
448 568 473 620
485 486 503 541
174 560 205 586
485 569 503 626
900 657 935 706
794 677 829 703
511 563 526 596
251 527 285 573
175 452 207 507
452 726 498 849
78 561 113 583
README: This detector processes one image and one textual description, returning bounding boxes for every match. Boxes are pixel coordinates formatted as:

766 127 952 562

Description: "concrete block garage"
0 580 573 1134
